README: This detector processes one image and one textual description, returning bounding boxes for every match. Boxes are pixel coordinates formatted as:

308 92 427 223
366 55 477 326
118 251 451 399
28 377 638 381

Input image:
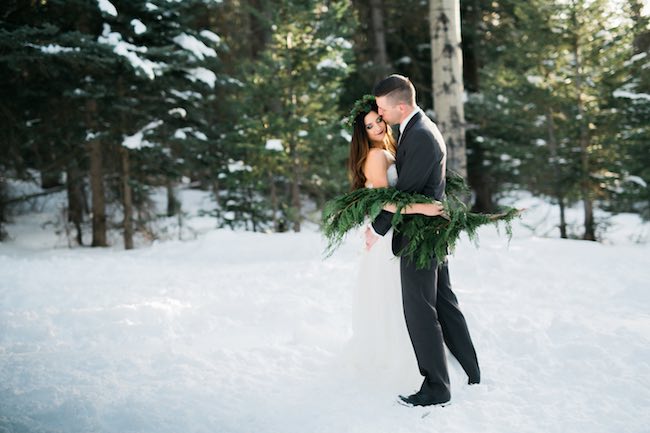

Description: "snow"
613 89 650 101
317 56 347 70
625 175 648 188
170 89 202 100
168 107 187 118
98 24 162 80
265 139 284 151
193 131 207 141
28 44 80 54
97 0 117 16
131 19 147 35
526 75 543 85
173 33 217 60
1 188 649 433
324 35 352 50
199 30 221 44
184 67 217 88
227 160 252 173
122 120 163 150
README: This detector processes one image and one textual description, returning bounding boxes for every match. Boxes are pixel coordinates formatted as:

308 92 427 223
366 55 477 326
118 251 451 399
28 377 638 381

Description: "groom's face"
375 96 402 125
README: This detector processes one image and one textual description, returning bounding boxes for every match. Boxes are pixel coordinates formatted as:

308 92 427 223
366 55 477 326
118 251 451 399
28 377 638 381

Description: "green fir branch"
322 172 522 269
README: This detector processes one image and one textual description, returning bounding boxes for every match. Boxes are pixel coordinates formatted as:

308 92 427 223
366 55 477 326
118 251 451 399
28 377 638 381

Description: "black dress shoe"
398 391 450 407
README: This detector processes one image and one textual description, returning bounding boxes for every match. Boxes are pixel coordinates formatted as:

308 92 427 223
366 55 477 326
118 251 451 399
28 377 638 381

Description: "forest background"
1 0 649 248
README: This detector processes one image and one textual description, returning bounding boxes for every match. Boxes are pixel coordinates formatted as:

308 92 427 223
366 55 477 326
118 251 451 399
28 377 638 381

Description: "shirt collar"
399 106 421 135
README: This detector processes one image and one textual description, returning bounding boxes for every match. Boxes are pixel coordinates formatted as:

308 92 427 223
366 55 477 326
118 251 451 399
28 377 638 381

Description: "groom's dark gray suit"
371 110 480 399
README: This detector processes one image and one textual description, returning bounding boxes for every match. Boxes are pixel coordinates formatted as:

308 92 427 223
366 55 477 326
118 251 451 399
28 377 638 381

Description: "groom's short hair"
373 74 416 107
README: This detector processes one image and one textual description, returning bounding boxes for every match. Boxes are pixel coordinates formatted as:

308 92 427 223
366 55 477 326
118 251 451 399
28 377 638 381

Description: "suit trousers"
400 257 480 397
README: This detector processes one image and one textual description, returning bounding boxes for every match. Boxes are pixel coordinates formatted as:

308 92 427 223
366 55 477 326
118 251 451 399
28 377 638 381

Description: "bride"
345 97 444 385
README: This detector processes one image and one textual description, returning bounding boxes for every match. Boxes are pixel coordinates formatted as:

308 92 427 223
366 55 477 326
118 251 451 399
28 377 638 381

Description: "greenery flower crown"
346 94 376 128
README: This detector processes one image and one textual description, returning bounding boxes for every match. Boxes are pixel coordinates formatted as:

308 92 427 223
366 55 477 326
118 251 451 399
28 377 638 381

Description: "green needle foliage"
322 171 521 269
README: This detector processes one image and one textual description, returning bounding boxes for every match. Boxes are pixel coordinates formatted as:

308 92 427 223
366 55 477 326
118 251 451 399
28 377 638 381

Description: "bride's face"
363 111 386 145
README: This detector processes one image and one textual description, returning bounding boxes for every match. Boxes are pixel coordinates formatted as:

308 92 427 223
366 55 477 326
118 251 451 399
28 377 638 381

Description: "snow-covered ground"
1 187 649 433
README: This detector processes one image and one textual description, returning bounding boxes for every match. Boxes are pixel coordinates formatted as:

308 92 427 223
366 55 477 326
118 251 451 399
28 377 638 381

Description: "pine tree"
222 0 355 232
0 0 224 246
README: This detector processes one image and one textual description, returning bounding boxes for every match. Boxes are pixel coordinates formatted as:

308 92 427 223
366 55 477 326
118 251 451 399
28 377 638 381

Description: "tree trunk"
430 0 467 178
66 160 84 246
460 0 480 93
286 33 301 233
571 7 595 241
87 99 107 247
630 0 650 53
246 0 272 59
166 181 179 217
369 0 390 81
468 141 495 212
461 0 493 212
289 139 301 233
0 177 7 241
545 107 568 239
121 147 134 249
269 171 279 232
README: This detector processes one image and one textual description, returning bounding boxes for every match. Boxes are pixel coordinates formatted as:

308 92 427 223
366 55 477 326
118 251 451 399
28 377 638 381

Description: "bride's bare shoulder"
365 148 389 166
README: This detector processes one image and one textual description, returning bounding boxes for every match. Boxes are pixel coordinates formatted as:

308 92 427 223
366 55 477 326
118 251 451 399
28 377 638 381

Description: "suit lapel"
396 111 422 171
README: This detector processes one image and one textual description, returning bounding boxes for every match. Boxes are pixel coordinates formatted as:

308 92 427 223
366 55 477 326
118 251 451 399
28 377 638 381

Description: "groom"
365 74 480 407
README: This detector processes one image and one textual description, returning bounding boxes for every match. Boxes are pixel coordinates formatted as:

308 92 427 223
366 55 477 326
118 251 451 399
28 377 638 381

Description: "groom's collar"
399 106 422 135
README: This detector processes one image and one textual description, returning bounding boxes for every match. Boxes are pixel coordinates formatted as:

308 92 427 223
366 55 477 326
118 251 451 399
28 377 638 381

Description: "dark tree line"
1 0 648 246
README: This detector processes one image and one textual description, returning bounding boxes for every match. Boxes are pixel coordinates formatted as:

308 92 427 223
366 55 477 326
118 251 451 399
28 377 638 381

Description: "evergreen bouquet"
322 171 521 269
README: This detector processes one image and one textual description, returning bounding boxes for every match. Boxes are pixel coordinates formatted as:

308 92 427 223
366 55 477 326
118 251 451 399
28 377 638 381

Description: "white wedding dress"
346 152 420 387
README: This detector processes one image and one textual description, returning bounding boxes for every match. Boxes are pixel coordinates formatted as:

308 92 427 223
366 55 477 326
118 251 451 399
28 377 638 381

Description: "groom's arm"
370 209 393 236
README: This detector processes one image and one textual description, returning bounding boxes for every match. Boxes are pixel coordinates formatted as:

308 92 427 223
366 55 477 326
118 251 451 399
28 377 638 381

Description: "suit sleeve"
370 209 393 236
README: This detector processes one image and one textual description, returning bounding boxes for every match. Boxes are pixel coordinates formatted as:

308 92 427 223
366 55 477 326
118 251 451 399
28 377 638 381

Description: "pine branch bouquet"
322 171 521 269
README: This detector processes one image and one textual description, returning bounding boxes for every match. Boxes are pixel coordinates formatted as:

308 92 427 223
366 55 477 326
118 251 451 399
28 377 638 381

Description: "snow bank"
0 191 648 433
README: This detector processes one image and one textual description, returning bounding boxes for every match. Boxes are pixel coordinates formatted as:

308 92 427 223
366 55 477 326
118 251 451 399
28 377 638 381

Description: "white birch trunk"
430 0 467 178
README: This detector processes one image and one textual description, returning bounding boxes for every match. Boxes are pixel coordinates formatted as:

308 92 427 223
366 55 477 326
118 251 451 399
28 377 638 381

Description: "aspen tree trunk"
430 0 467 178
369 0 390 80
571 4 595 241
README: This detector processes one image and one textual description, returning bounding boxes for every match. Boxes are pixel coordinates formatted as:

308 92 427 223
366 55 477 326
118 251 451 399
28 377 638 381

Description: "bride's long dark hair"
348 102 396 190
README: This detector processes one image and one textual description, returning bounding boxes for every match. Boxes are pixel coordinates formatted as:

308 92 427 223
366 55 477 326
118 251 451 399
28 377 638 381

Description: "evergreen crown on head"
346 94 376 127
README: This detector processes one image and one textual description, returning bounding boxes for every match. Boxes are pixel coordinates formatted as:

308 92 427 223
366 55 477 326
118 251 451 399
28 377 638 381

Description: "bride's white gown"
346 153 420 387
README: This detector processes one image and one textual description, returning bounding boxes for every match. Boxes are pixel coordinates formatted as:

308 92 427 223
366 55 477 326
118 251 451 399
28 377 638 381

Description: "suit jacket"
371 110 447 255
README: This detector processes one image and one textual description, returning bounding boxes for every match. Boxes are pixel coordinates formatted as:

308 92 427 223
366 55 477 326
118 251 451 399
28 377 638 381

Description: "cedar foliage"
322 171 521 269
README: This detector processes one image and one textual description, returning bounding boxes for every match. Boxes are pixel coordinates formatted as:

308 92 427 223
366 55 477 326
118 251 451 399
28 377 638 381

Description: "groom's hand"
365 226 380 251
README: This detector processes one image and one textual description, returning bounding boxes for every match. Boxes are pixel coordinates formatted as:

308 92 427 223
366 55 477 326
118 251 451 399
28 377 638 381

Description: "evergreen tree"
0 0 224 246
222 0 355 232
